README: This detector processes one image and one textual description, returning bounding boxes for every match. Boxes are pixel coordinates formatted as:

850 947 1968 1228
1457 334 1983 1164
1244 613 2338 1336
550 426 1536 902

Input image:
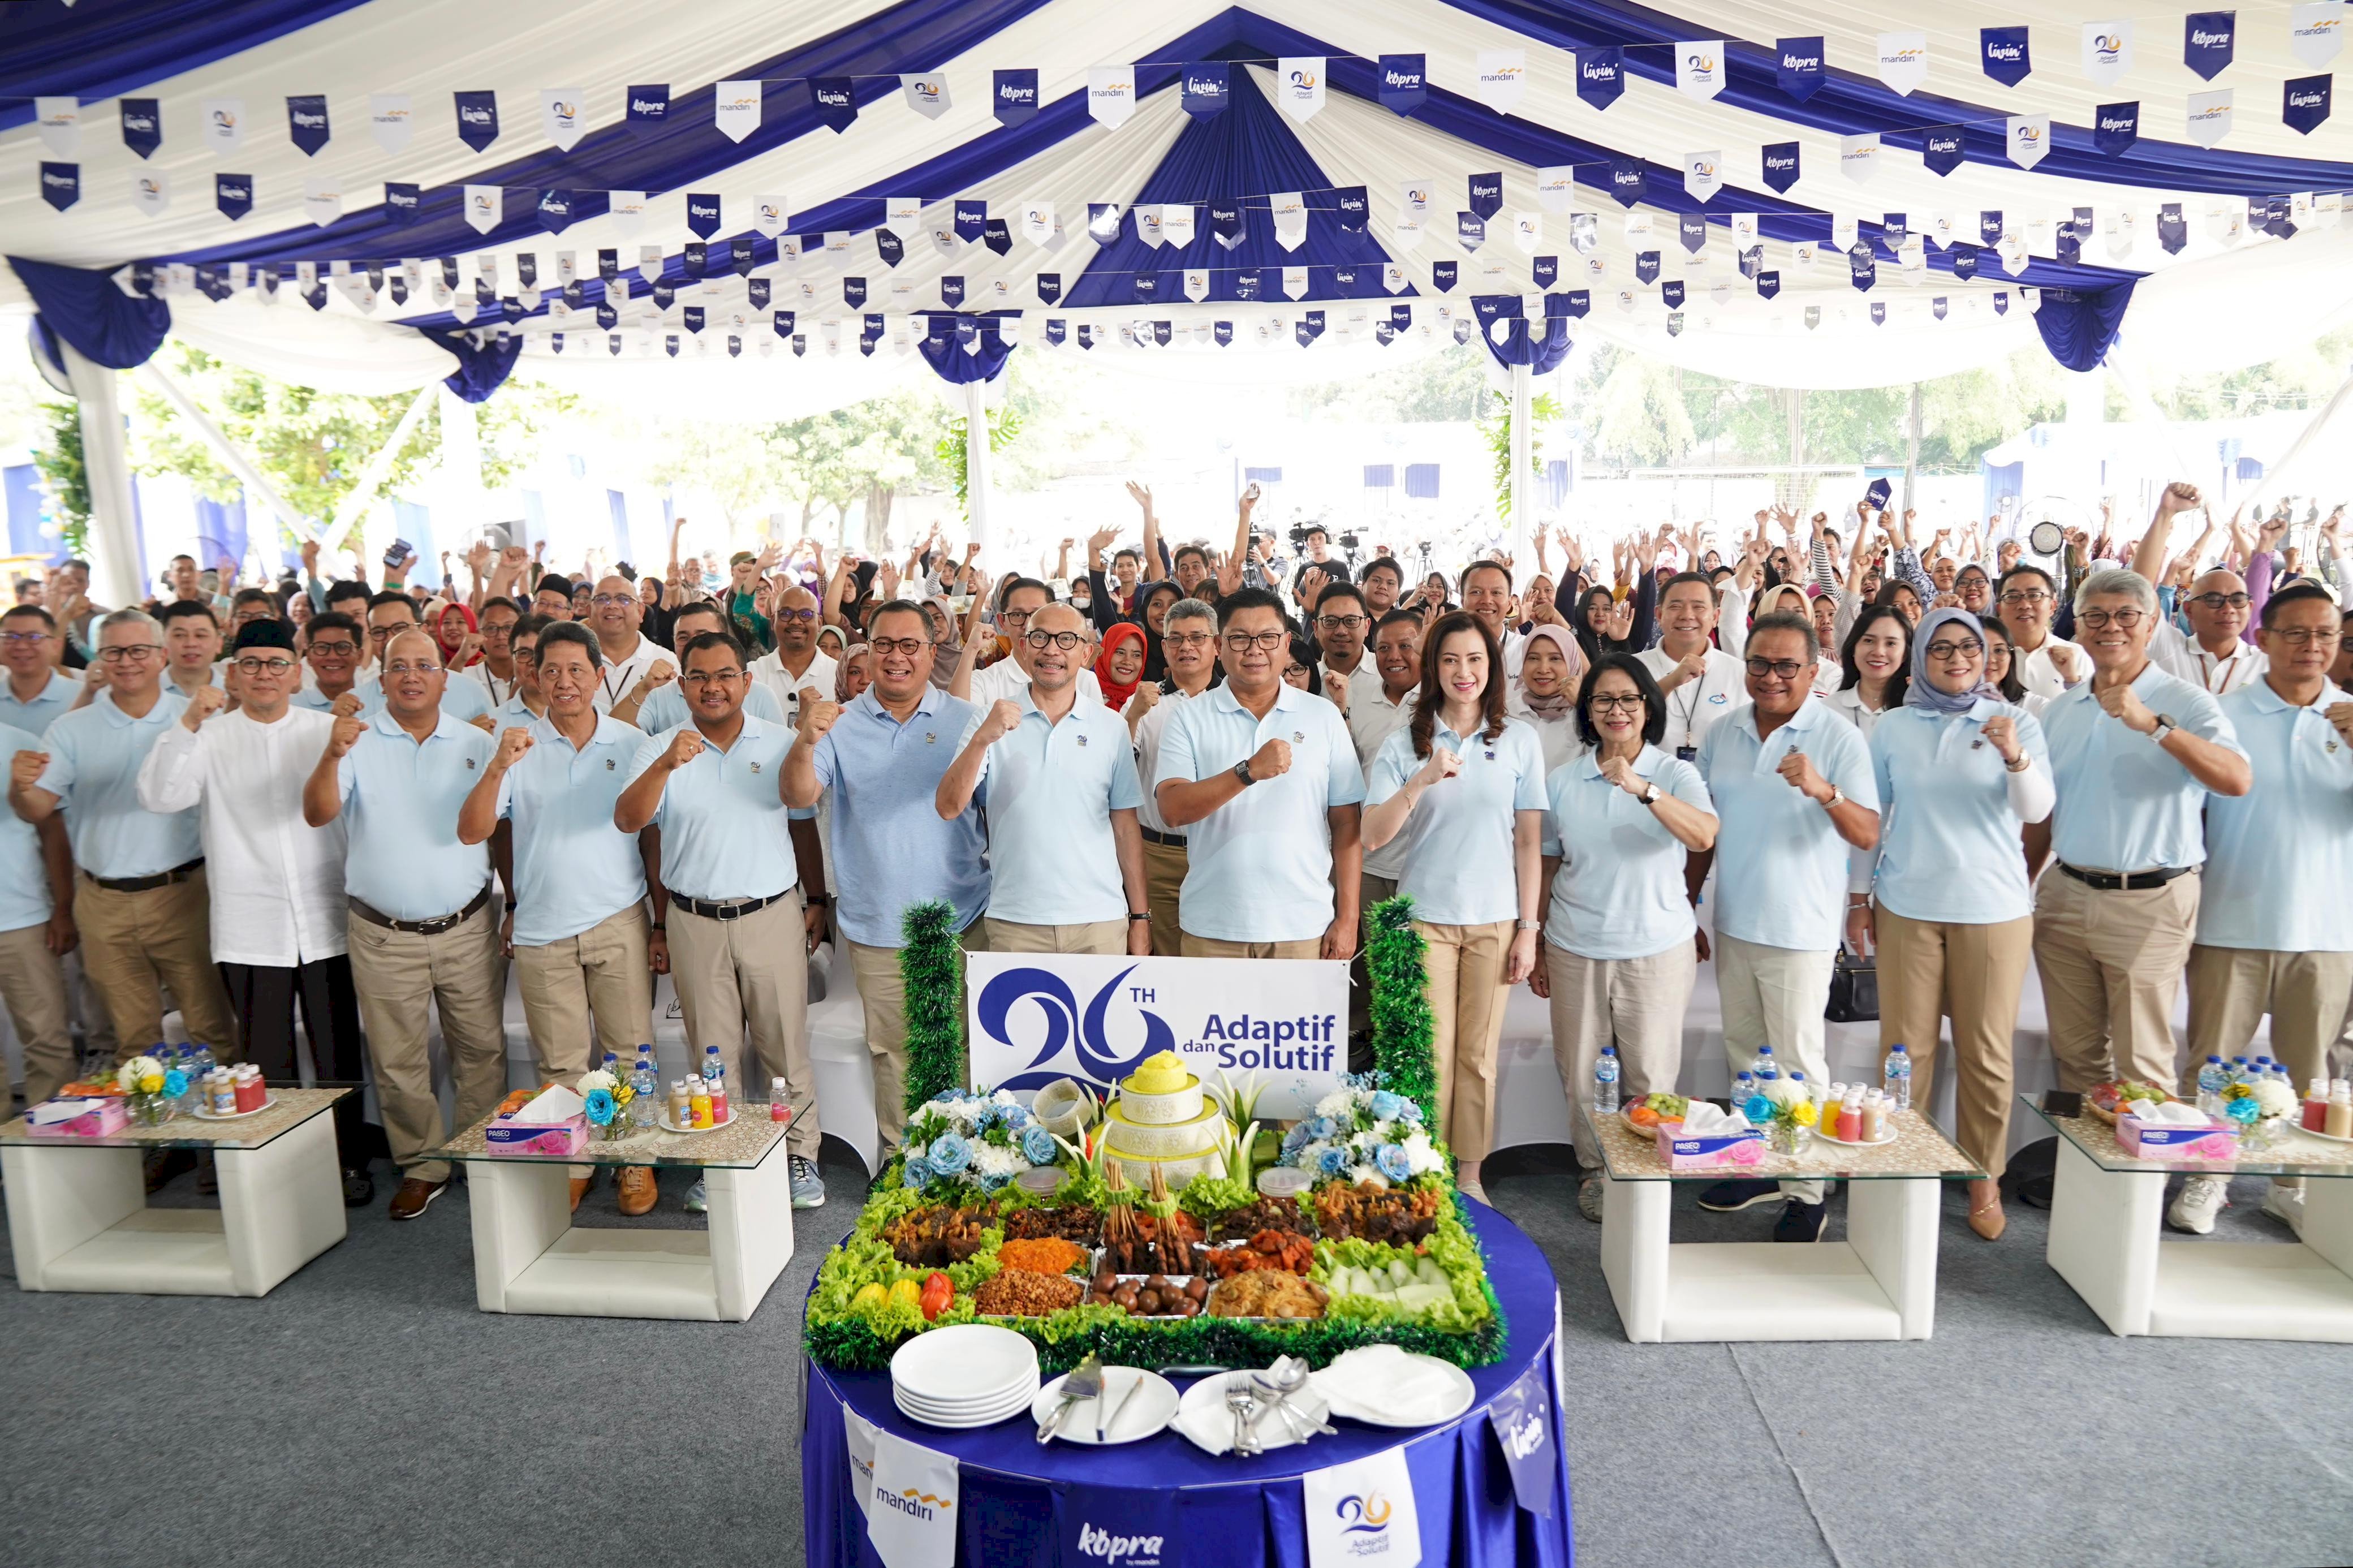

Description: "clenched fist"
180 686 226 730
1598 755 1647 796
493 726 535 770
1413 747 1463 790
661 729 705 770
797 687 842 741
10 749 49 791
2095 682 2158 735
1127 683 1159 720
1246 737 1292 782
329 691 364 720
633 662 678 699
1776 749 1832 803
981 698 1023 742
1979 713 2022 764
326 714 364 759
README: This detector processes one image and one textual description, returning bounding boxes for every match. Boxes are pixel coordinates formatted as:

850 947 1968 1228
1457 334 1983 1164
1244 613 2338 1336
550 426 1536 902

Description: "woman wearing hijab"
1571 571 1656 665
1094 621 1149 712
432 600 479 667
834 641 873 704
1854 607 2052 1242
1509 622 1588 772
638 576 675 649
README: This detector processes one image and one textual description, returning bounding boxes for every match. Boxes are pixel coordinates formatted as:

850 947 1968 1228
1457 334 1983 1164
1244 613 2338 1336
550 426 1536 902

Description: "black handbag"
1824 946 1878 1023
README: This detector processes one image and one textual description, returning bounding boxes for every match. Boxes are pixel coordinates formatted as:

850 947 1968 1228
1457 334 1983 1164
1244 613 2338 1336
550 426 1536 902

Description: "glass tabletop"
1583 1102 1984 1182
430 1105 790 1170
2019 1093 2353 1179
0 1085 352 1152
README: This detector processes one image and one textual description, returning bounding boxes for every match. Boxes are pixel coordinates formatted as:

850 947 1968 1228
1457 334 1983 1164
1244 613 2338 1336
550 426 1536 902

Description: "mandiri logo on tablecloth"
964 954 1346 1117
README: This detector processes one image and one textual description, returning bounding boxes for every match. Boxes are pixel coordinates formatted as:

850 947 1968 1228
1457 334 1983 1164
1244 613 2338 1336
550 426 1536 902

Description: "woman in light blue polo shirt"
1531 654 1717 1222
1858 607 2052 1241
1361 613 1547 1203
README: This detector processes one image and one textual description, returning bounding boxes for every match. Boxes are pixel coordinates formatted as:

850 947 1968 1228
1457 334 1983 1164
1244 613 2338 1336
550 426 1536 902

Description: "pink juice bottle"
706 1073 730 1126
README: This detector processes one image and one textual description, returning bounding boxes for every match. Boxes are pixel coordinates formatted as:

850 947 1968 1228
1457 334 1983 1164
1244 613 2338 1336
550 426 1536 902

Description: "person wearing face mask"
1854 609 2051 1242
1127 598 1221 957
1509 623 1588 773
2128 491 2266 696
1639 572 1744 761
1827 604 1911 736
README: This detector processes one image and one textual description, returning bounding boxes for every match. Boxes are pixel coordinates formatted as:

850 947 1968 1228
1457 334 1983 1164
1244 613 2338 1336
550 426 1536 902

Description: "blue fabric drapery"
2031 282 2137 372
917 312 1016 383
0 0 373 133
416 326 521 403
1472 295 1575 373
7 256 171 369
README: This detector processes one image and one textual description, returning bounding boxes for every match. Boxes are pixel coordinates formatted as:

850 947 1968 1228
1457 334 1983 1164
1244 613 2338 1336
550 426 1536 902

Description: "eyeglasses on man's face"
2076 608 2147 631
234 656 296 677
1024 630 1086 651
380 658 441 677
0 630 53 646
2269 625 2342 647
1223 630 1288 653
98 644 163 664
1998 589 2053 606
1744 657 1808 680
679 669 744 686
589 593 636 609
869 635 928 657
774 607 820 624
2190 592 2252 611
1164 630 1213 650
1315 613 1367 631
307 639 359 660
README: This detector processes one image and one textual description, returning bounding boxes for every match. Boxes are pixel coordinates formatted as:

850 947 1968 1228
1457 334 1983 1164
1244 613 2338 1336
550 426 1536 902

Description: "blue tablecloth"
800 1199 1574 1568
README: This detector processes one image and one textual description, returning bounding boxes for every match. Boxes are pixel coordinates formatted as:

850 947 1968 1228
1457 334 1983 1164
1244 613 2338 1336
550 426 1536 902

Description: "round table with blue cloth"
800 1197 1573 1568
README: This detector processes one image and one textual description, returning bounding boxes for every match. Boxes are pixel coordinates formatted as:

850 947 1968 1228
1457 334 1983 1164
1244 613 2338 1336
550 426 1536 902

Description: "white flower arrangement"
118 1055 164 1093
578 1069 619 1096
2252 1078 2298 1119
1760 1075 1805 1109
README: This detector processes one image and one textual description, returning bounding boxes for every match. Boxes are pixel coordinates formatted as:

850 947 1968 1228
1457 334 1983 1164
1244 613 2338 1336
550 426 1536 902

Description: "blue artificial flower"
162 1069 189 1099
1742 1095 1776 1126
1370 1091 1404 1122
902 1153 932 1188
584 1088 618 1126
1318 1147 1351 1176
1003 1104 1031 1130
1399 1100 1423 1125
1021 1124 1056 1165
1281 1124 1311 1156
1374 1143 1412 1182
1311 1115 1341 1140
2225 1097 2260 1125
929 1131 972 1174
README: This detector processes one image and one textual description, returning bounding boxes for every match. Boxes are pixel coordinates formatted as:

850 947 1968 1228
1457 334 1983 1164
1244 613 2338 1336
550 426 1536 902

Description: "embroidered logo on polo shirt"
1077 734 1089 747
465 757 476 769
1709 692 1727 704
1485 749 1496 760
749 760 762 772
1292 730 1304 742
606 758 616 770
925 732 937 743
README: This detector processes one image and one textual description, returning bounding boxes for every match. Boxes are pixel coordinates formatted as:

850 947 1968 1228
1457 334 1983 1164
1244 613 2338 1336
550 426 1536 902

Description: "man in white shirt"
584 574 676 713
1640 571 1747 760
1309 582 1372 701
1127 597 1218 956
2126 490 2266 695
0 605 81 733
1997 564 2084 700
747 584 835 730
135 619 370 1204
963 578 1105 707
617 600 786 733
1461 561 1526 678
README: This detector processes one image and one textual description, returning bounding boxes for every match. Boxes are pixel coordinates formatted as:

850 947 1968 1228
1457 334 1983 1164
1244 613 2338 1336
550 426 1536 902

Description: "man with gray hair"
2032 510 2252 1106
1124 597 1218 955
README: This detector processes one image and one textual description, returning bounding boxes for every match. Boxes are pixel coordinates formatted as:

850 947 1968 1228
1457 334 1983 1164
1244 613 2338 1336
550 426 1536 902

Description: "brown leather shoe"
1967 1178 2006 1241
617 1165 658 1216
387 1177 447 1221
568 1174 593 1211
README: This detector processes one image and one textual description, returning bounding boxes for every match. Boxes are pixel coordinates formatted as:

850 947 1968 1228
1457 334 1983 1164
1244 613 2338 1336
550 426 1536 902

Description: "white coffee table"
1 1087 352 1297
1585 1104 1981 1342
2026 1096 2353 1341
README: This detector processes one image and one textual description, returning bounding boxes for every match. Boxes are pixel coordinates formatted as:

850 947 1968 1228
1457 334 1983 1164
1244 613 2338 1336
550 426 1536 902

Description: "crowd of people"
4 479 2346 1248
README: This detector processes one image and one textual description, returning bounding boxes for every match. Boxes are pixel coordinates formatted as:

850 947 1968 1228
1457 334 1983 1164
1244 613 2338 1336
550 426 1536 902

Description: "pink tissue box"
2117 1113 2239 1164
1655 1122 1766 1170
485 1112 588 1157
27 1096 130 1138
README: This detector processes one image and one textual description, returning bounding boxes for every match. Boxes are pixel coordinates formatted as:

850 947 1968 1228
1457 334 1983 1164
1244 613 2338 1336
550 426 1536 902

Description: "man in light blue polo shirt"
304 629 505 1222
937 602 1147 955
617 630 826 1210
461 621 658 1213
11 608 236 1062
615 601 785 734
0 604 81 734
783 600 987 1155
1690 612 1879 1240
2033 565 2248 1102
0 718 75 1104
1155 587 1365 959
2177 581 2347 1234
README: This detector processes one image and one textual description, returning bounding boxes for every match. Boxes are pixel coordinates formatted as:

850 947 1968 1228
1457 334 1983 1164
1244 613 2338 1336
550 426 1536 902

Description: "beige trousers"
669 893 817 1158
984 917 1127 955
1716 932 1835 1203
1420 919 1514 1163
848 920 987 1154
75 871 238 1061
512 904 653 1082
1875 908 2034 1178
2032 869 2199 1092
346 901 507 1186
1546 939 1696 1168
1141 839 1188 958
1180 934 1320 960
2186 944 2353 1095
0 920 74 1105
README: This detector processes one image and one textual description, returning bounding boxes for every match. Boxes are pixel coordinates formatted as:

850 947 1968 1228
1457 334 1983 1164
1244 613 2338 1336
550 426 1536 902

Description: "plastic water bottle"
2196 1056 2228 1115
1734 1071 1756 1103
2230 1056 2251 1085
2253 1054 2274 1083
1593 1046 1621 1115
1884 1044 1912 1111
601 1049 621 1082
630 1049 658 1129
1755 1045 1779 1083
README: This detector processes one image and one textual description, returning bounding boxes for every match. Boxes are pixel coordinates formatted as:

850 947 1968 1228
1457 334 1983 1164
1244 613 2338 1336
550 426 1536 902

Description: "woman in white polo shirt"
1855 607 2052 1241
1531 654 1717 1222
1361 613 1547 1203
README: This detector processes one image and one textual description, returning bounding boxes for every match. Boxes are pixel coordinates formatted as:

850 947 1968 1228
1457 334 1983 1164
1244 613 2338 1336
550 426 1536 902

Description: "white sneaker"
684 1178 708 1214
2261 1182 2305 1235
2166 1175 2230 1235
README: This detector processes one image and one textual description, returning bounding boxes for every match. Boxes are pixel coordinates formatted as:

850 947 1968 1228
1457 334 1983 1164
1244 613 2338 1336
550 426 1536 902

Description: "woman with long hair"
1509 622 1588 772
1132 581 1180 683
1358 612 1547 1203
1829 601 1911 736
1281 635 1323 697
1977 614 2041 714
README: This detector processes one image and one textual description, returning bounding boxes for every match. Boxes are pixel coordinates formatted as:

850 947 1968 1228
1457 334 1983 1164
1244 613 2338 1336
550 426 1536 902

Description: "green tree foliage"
769 390 949 550
1478 389 1562 515
1588 351 1697 467
31 402 90 555
1287 343 1493 423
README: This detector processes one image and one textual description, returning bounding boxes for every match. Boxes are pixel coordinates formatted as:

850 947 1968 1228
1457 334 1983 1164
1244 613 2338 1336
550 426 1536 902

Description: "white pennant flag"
1400 179 1434 221
473 254 499 290
1184 268 1209 301
131 169 170 217
1271 192 1308 251
1282 265 1309 300
1794 240 1818 268
1474 49 1528 114
1832 213 1859 250
1839 133 1880 184
1022 200 1054 245
778 235 807 262
2104 209 2137 259
35 97 79 157
1278 58 1326 123
2082 21 2133 87
2314 191 2344 229
2006 114 2050 170
714 79 761 143
303 175 343 226
1929 213 1956 248
638 244 665 284
1135 205 1165 247
866 1433 959 1568
1512 212 1541 253
540 88 586 151
2207 201 2244 245
2186 89 2233 148
1535 167 1574 213
1382 265 1407 294
609 190 648 235
1684 151 1722 203
1087 66 1136 128
554 251 576 284
900 74 951 119
1999 234 2031 274
1161 204 1195 247
825 231 851 258
1392 217 1424 252
462 183 501 234
1876 32 1928 95
2291 2 2345 67
886 195 922 227
755 194 788 235
1624 210 1655 241
1731 212 1760 245
369 93 412 154
1898 235 1926 270
1675 41 1725 101
202 97 244 153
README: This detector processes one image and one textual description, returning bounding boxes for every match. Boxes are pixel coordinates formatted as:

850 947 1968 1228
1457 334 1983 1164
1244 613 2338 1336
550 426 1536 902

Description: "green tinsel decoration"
898 899 965 1116
1365 894 1440 1127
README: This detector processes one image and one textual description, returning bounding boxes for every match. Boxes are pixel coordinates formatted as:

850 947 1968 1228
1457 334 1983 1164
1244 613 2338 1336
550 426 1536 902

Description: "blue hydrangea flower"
929 1131 972 1174
1741 1095 1776 1125
902 1153 932 1188
1318 1147 1351 1175
162 1069 189 1099
1021 1124 1056 1165
2225 1097 2260 1125
1374 1143 1411 1182
584 1088 617 1126
1312 1115 1341 1140
1370 1091 1404 1122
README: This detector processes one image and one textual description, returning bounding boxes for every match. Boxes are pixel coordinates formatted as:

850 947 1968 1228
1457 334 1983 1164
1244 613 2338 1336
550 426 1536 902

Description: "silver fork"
1224 1373 1261 1457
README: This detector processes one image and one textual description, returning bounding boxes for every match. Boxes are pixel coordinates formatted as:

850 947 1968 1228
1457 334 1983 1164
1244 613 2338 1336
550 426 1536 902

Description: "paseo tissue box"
26 1096 131 1138
1654 1108 1766 1171
485 1085 589 1157
2116 1110 2239 1163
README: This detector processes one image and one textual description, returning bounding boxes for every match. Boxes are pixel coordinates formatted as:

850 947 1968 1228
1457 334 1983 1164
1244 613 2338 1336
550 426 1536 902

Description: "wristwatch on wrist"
1821 785 1846 810
1638 782 1661 807
1515 919 1541 932
2149 713 2177 744
1128 911 1150 922
1232 758 1256 787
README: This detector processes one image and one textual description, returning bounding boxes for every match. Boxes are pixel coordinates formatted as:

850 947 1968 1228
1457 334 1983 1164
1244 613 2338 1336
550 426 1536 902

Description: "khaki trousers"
669 893 817 1159
1180 934 1320 960
1351 873 1399 1044
2186 944 2353 1095
1141 839 1188 958
984 917 1127 956
74 871 237 1061
346 901 508 1186
848 920 987 1155
1875 908 2034 1178
1546 939 1696 1168
2032 869 2199 1092
1420 919 1514 1163
1717 932 1835 1203
513 904 653 1082
0 921 74 1105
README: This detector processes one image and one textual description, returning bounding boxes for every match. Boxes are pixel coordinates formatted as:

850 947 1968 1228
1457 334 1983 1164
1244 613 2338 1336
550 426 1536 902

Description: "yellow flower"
614 1084 635 1106
139 1074 164 1094
1792 1100 1818 1127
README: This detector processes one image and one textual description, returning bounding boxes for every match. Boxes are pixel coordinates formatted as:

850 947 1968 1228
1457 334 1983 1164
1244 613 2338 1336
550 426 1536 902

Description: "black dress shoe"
342 1168 375 1208
143 1147 197 1193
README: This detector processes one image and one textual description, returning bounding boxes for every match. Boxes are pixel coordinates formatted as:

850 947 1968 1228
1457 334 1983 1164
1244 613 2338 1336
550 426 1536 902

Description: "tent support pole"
964 378 993 553
135 361 314 550
1507 360 1533 562
59 342 144 608
320 384 436 554
1903 382 1922 515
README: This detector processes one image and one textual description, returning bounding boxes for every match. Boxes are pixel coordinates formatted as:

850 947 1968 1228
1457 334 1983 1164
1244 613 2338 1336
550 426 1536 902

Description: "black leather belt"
667 888 791 921
88 857 204 893
350 885 492 935
1140 827 1186 848
2058 863 2193 892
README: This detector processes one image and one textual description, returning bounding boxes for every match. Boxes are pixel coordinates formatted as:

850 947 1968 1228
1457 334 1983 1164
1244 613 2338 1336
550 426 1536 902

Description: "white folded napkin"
2137 1100 2205 1126
1314 1345 1458 1424
514 1084 585 1122
28 1097 96 1125
1677 1102 1748 1138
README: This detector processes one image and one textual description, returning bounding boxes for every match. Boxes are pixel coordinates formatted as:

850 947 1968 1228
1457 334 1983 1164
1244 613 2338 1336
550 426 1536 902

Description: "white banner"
1283 265 1310 300
1382 264 1408 294
1876 31 1927 95
901 74 951 119
1675 41 1725 101
1022 200 1055 245
554 250 576 284
2291 2 2345 67
714 79 761 143
1794 239 1818 269
638 243 665 284
2186 88 2233 147
1088 66 1136 128
202 97 244 153
844 1408 878 1522
1278 57 1326 123
1303 1446 1421 1568
1135 205 1165 247
302 175 342 226
2006 114 2050 170
1162 204 1195 247
2207 201 2243 245
35 96 79 157
756 194 788 235
1271 192 1308 251
1683 150 1721 203
1473 48 1527 114
1730 212 1759 245
1534 166 1574 212
462 183 501 234
2082 21 2133 87
1392 217 1423 252
1839 133 1880 184
865 1431 958 1568
1184 267 1210 301
1400 179 1433 221
540 88 586 151
2105 208 2137 259
887 195 923 227
369 92 412 154
964 954 1347 1117
610 189 647 235
131 170 170 217
1511 210 1541 253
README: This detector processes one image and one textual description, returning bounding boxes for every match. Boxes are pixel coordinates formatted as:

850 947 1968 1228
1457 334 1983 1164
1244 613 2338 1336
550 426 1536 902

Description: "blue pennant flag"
877 229 903 267
1850 246 1876 291
597 250 618 281
686 192 721 238
518 255 540 289
1151 321 1171 347
287 94 329 156
1391 304 1413 329
120 98 161 159
1036 273 1061 304
984 217 1011 255
440 259 460 289
385 182 420 225
1881 212 1910 247
390 274 409 306
1922 126 1966 176
1871 301 1886 326
1378 54 1427 114
665 336 679 357
731 236 756 275
1757 269 1782 299
1376 322 1396 346
500 295 524 324
596 301 617 329
214 172 250 220
1577 48 1623 110
39 161 78 212
1295 320 1314 348
1334 186 1367 234
2056 227 2082 264
1635 251 1661 283
1458 212 1485 251
1486 1367 1557 1518
994 68 1041 126
1210 201 1244 247
1561 290 1591 318
774 310 796 338
1430 260 1458 292
1087 203 1123 244
627 84 669 125
1934 296 1949 320
2285 75 2332 135
1132 272 1157 301
1608 156 1644 206
1760 143 1800 193
1993 291 2009 316
1235 268 1261 300
1075 325 1094 350
2184 14 2234 81
537 189 573 233
2093 102 2139 156
748 278 770 310
1980 28 2031 87
955 199 988 244
1661 279 1685 308
1045 319 1066 346
1979 209 2005 244
1951 247 1979 280
1468 171 1503 220
940 275 966 306
1214 320 1233 346
682 243 706 278
2264 196 2297 239
454 89 498 151
791 333 807 356
1182 62 1229 115
843 277 867 308
1333 264 1360 293
562 280 583 311
1533 255 1558 287
1739 244 1761 278
683 306 705 334
1776 37 1825 102
810 78 857 133
2158 203 2187 253
305 284 329 312
652 282 675 308
1679 213 1708 253
1304 309 1325 339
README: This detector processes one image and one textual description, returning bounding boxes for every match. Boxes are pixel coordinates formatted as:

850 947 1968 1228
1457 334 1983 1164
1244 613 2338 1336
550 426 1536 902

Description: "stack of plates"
890 1324 1040 1429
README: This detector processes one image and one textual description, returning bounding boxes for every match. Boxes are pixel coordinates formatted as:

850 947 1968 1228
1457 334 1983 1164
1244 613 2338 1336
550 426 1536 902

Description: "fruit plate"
1621 1109 1681 1141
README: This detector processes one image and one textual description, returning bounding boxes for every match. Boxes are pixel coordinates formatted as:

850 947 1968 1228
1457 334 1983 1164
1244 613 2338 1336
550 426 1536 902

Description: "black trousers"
218 956 368 1166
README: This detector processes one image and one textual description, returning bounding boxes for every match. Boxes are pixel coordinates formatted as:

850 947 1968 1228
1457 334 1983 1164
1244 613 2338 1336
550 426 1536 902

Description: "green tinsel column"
897 899 965 1118
1364 894 1440 1128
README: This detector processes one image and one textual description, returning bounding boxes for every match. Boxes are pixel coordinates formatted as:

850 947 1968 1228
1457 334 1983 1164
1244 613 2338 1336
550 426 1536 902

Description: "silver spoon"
1257 1356 1338 1438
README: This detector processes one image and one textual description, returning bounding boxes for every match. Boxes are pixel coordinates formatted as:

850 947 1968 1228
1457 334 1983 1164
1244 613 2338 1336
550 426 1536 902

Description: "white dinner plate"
658 1106 736 1135
1812 1124 1898 1148
193 1092 276 1121
896 1387 1035 1429
891 1323 1040 1406
1029 1369 1178 1445
1171 1371 1332 1455
2289 1119 2353 1145
1312 1347 1476 1428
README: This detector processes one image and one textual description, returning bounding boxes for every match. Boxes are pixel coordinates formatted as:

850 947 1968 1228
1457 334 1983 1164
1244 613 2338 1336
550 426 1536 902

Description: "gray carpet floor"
3 1140 2349 1568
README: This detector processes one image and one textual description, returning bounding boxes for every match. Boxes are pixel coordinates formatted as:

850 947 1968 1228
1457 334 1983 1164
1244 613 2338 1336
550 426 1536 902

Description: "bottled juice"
706 1073 730 1126
2305 1079 2332 1132
667 1079 692 1129
1837 1096 1863 1143
689 1080 714 1129
2328 1082 2352 1140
